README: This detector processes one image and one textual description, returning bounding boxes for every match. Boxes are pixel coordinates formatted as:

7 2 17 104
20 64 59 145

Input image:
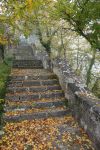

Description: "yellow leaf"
26 0 33 11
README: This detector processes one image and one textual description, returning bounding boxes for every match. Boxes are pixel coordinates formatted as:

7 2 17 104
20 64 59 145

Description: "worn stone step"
13 59 43 65
3 108 69 122
15 53 34 56
6 89 63 96
5 91 64 101
11 69 54 76
13 66 43 69
9 74 58 81
7 85 62 94
13 60 43 69
15 54 35 60
8 79 59 87
6 98 66 107
4 106 66 117
15 56 35 60
10 69 55 79
5 100 66 112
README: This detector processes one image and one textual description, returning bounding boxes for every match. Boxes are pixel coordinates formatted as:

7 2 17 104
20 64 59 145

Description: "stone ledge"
73 92 100 150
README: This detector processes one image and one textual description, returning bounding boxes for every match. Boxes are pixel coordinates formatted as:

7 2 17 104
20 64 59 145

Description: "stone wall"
52 58 100 150
31 45 100 150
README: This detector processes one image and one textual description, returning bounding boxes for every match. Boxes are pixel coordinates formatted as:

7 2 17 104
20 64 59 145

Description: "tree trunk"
36 20 51 57
0 44 4 61
60 27 66 58
86 48 96 87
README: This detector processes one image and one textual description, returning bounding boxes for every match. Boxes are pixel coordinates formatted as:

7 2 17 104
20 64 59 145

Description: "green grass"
0 63 11 98
0 61 11 124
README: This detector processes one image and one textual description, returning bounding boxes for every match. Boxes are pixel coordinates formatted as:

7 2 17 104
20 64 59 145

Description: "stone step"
4 106 66 117
15 53 34 56
5 100 66 112
15 52 33 55
5 91 64 101
13 60 43 69
6 89 63 96
6 98 66 107
13 66 43 69
15 56 35 60
10 69 54 76
9 74 58 81
3 108 69 122
8 79 59 87
13 59 43 65
7 85 62 94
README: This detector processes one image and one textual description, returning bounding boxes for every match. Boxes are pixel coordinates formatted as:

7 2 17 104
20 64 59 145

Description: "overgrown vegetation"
0 61 11 124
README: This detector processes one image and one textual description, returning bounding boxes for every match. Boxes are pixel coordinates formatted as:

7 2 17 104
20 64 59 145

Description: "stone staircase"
4 68 68 122
0 45 95 150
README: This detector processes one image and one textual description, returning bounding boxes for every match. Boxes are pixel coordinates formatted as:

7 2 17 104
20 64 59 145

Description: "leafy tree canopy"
54 0 100 50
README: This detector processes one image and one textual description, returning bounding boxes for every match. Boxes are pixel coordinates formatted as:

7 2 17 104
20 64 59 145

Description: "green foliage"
54 0 100 50
32 103 36 107
0 62 11 122
52 0 100 87
0 62 11 98
1 0 99 50
0 99 4 115
4 57 13 66
92 78 100 98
